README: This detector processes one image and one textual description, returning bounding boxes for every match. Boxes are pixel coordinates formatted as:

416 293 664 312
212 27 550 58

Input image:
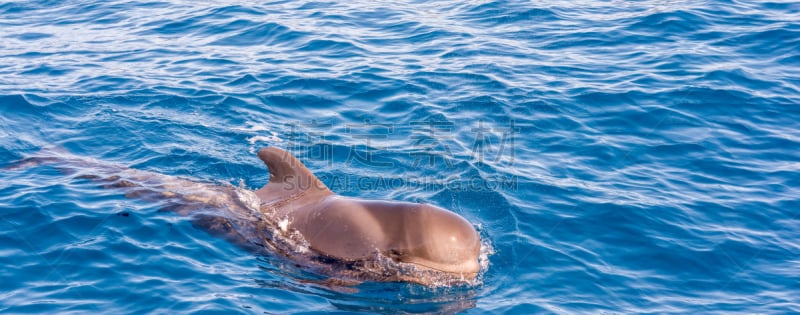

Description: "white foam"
278 217 289 233
247 133 283 153
233 123 272 133
233 189 262 216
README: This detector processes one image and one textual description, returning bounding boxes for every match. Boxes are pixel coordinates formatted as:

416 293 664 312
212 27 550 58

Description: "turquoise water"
2 0 799 313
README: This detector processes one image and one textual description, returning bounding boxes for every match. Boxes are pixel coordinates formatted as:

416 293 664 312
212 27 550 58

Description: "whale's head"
390 204 481 277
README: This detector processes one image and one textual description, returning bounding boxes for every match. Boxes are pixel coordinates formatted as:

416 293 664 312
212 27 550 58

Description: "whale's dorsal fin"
255 147 332 204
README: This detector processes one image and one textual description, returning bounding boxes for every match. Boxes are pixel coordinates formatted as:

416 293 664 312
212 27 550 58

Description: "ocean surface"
1 0 799 313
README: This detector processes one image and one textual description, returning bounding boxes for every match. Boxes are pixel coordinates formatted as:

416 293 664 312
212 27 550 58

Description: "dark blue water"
2 0 799 313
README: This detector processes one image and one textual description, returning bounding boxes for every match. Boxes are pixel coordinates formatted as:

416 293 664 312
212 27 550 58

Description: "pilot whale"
255 147 481 276
6 147 482 286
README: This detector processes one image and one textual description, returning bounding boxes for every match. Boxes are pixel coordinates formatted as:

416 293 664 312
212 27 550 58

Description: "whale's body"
255 147 481 277
7 148 483 286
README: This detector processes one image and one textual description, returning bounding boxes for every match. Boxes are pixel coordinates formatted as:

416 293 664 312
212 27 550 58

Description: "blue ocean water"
1 0 799 313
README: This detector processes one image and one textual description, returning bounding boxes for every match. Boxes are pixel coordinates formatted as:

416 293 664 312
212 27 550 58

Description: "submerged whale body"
7 147 483 286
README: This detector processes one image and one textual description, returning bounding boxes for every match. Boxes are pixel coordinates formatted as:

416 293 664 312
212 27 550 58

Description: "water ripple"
1 0 800 313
